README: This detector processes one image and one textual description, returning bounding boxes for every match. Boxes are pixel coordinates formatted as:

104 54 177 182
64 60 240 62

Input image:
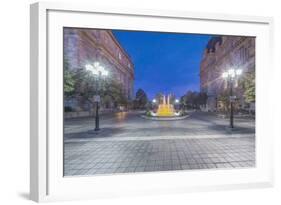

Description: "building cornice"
108 31 133 65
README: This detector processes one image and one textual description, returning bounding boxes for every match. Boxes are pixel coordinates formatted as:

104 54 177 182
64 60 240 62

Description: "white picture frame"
30 2 274 202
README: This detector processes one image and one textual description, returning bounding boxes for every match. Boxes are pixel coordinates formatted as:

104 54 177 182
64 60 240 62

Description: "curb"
140 114 189 121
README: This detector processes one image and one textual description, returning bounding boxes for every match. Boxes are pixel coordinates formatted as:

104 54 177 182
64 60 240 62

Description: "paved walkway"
64 111 255 176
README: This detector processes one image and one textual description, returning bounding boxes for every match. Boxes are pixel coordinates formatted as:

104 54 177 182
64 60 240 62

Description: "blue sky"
113 30 212 100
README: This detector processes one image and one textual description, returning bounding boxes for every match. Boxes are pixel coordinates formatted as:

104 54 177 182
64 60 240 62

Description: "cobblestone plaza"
64 111 255 176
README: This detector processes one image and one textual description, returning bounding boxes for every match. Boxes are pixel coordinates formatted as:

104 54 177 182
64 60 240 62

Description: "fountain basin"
141 113 189 121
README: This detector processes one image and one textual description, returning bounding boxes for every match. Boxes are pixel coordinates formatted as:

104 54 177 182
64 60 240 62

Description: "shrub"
146 111 152 117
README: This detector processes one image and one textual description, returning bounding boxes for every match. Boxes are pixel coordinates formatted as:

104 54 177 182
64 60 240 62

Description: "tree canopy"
63 63 128 108
63 57 75 97
180 91 207 109
243 72 255 103
134 89 148 109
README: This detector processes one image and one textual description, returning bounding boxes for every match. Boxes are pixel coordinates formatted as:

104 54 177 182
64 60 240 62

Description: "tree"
243 72 255 103
102 79 128 107
155 92 163 104
180 91 208 109
185 91 197 108
63 57 75 97
180 95 187 109
168 94 176 104
197 92 208 106
218 89 229 113
134 89 148 109
73 68 97 103
71 68 128 109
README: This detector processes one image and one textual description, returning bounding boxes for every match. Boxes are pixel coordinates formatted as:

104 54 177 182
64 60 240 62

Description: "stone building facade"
200 36 255 112
64 28 134 111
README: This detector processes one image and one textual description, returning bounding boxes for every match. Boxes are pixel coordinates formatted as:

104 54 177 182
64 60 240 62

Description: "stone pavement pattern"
64 111 255 176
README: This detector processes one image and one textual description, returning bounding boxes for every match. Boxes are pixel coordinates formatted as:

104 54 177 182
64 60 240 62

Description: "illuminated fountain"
142 94 189 120
156 95 175 116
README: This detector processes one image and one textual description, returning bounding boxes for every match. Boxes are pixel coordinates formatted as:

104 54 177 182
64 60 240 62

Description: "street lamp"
152 99 157 111
85 62 108 131
175 99 180 111
222 68 242 129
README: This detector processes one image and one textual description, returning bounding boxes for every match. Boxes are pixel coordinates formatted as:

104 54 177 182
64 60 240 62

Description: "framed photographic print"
30 2 274 202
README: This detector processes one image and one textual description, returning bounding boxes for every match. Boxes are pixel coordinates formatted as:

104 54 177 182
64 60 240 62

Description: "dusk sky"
113 30 212 100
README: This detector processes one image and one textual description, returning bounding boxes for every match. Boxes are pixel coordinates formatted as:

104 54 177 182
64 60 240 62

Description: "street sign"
93 95 100 102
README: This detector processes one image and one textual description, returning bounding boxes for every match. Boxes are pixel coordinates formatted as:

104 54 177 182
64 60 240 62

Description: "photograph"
63 27 255 176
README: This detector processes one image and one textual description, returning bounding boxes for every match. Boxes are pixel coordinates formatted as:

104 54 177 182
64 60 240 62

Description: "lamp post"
222 68 242 129
85 62 108 131
152 99 157 111
175 99 180 111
